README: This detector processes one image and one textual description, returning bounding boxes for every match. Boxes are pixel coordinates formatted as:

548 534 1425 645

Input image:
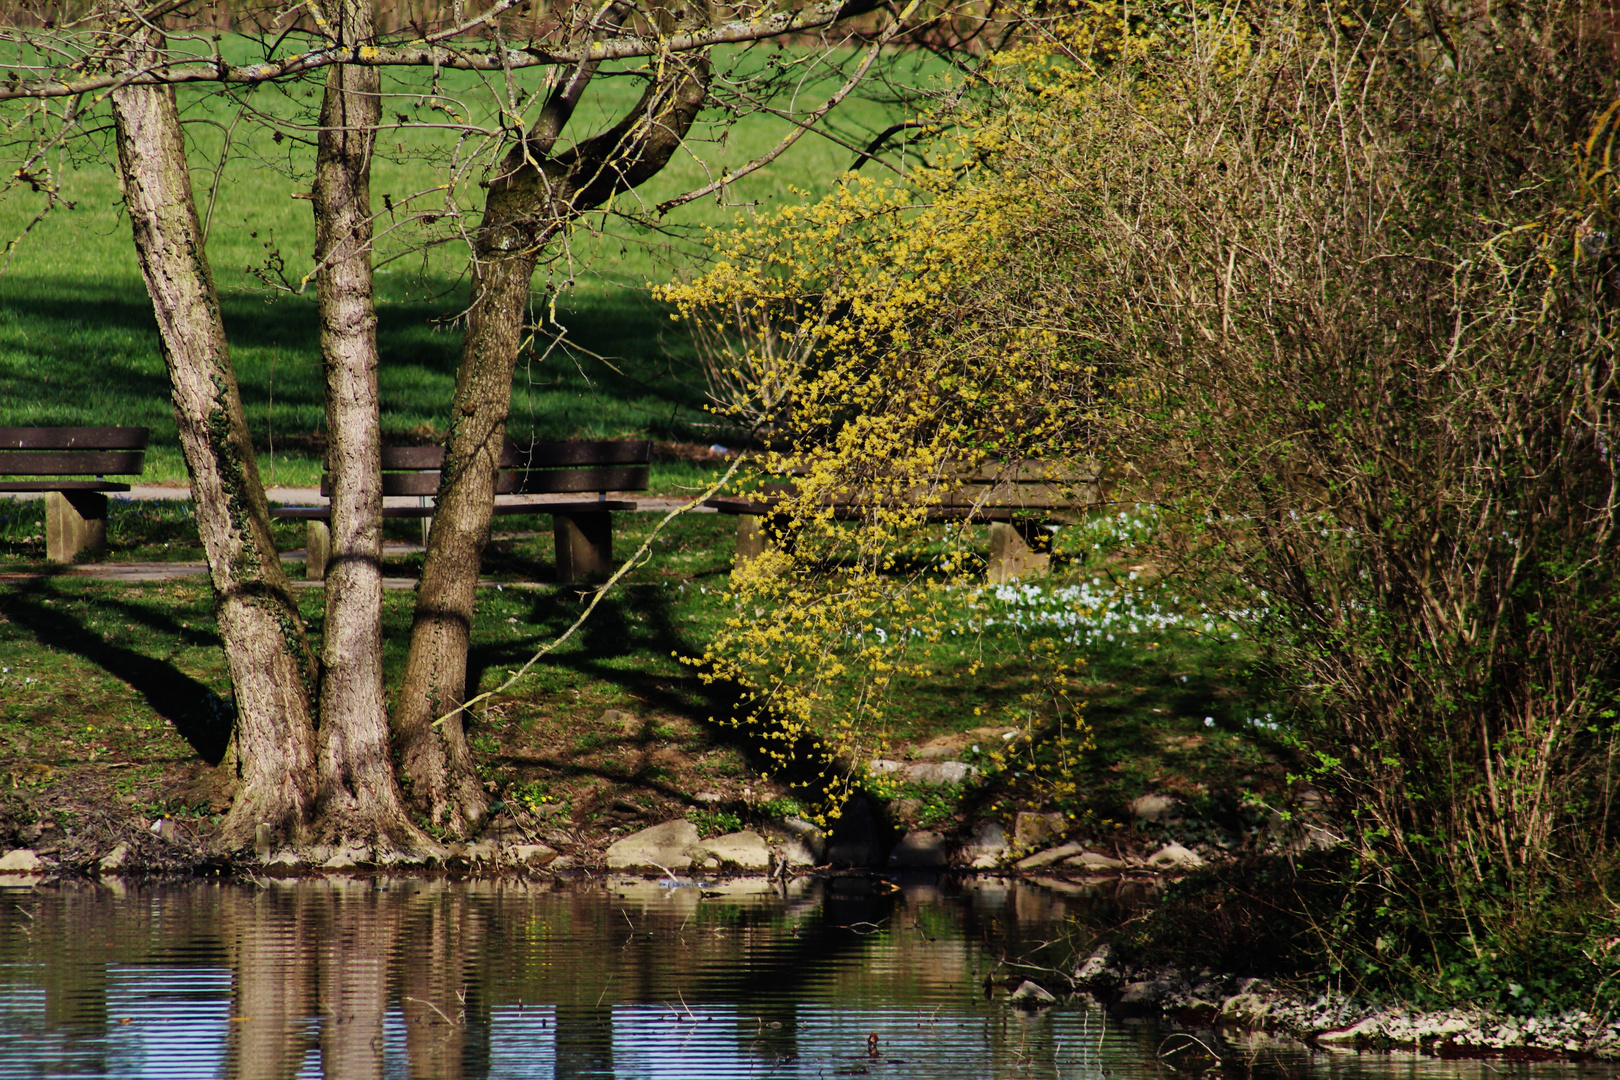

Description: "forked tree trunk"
390 29 711 833
111 70 318 852
309 0 436 858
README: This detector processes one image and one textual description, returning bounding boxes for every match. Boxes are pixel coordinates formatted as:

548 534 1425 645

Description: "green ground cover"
0 496 1289 842
0 41 939 485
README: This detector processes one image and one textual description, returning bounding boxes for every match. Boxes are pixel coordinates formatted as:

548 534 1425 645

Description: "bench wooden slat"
0 450 146 475
271 499 641 520
778 459 1100 484
713 480 1098 513
378 439 651 471
0 427 149 451
0 480 132 492
504 439 651 468
328 464 650 497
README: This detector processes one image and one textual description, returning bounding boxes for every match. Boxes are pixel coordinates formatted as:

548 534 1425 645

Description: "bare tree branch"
0 0 884 101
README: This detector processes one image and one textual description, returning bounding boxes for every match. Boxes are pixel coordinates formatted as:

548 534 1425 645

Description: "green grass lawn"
0 494 1292 842
0 39 1290 849
0 41 942 485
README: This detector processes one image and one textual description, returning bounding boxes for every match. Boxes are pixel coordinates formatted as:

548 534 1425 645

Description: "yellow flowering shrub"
652 6 1190 819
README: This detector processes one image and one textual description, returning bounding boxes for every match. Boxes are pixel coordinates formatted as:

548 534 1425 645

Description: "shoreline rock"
1073 953 1620 1061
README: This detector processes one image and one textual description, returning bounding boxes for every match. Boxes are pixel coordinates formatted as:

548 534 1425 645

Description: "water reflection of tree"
222 879 487 1079
8 877 1154 1076
224 884 314 1079
400 880 490 1080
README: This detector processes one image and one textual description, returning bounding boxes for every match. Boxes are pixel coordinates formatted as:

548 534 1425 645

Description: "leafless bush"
1050 0 1620 960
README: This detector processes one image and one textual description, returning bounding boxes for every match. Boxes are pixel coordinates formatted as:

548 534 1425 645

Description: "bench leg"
987 521 1053 584
735 514 766 566
305 520 332 581
46 491 108 564
554 510 612 582
732 513 794 569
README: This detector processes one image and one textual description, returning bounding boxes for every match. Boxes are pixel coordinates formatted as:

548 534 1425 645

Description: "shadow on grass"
0 579 232 765
463 573 838 809
0 278 710 442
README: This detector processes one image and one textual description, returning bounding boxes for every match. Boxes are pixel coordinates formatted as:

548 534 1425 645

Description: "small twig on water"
403 996 463 1026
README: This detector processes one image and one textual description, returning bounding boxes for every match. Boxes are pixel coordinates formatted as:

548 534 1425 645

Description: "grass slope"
0 42 942 484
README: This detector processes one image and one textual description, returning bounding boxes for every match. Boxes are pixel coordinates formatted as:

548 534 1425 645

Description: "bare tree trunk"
389 13 710 833
111 67 317 852
310 0 435 858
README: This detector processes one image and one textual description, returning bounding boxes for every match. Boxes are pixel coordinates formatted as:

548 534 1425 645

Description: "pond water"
0 874 1611 1080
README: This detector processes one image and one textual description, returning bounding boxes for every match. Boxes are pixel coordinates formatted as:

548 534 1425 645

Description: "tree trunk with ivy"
111 60 318 852
389 16 712 834
309 0 435 857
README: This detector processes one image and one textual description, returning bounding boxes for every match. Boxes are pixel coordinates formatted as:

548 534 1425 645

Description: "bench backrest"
771 457 1103 510
0 427 149 476
320 439 652 497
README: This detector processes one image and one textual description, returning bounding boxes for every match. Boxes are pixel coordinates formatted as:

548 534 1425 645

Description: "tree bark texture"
111 68 318 851
390 15 711 833
310 0 433 857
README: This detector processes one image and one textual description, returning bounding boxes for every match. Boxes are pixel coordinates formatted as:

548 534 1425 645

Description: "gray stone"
760 817 826 867
149 817 182 843
963 822 1009 869
464 841 500 862
867 759 905 775
605 820 701 872
888 830 949 868
1218 992 1270 1024
97 842 133 873
1010 979 1058 1008
0 849 44 874
970 821 1009 850
254 823 273 860
322 846 371 870
1317 1014 1384 1045
1016 842 1088 870
697 831 772 871
549 855 578 872
1128 793 1178 822
1065 850 1129 870
692 791 723 804
1074 944 1111 982
1147 842 1205 869
510 843 558 867
902 761 978 785
1013 811 1065 850
889 798 924 824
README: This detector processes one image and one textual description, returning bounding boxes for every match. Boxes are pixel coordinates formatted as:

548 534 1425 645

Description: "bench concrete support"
554 510 612 582
304 520 333 581
735 514 767 566
987 521 1053 584
45 491 108 564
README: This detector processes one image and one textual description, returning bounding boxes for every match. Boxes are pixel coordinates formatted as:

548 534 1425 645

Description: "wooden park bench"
705 459 1104 584
0 427 149 563
271 439 651 583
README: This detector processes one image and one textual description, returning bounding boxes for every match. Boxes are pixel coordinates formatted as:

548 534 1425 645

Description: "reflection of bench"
0 427 149 563
271 440 650 583
705 460 1103 584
